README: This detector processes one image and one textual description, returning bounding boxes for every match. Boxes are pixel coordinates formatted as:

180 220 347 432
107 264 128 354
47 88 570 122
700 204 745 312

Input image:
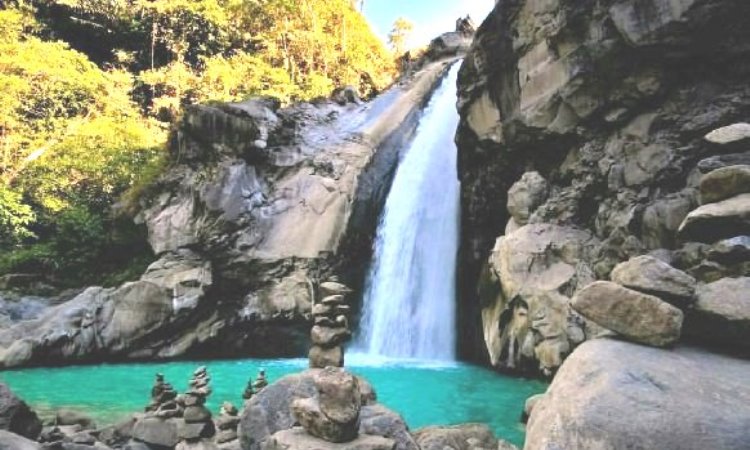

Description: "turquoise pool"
0 354 546 446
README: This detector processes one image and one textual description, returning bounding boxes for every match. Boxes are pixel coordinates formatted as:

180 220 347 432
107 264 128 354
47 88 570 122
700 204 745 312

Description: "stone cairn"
309 280 353 368
178 366 216 445
146 372 182 418
215 401 240 445
242 369 268 401
290 367 362 443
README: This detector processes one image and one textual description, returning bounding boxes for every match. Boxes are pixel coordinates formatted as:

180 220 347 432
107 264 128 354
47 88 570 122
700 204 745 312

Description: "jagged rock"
97 417 136 448
0 430 41 450
704 123 750 145
0 383 41 440
610 255 696 305
309 345 343 369
572 281 683 347
239 371 401 450
261 428 395 450
678 193 750 243
290 368 360 443
131 417 179 447
480 224 597 374
708 235 750 264
413 424 503 450
331 87 361 106
699 165 750 204
684 277 750 353
506 172 548 225
357 404 417 450
525 339 750 450
455 0 750 365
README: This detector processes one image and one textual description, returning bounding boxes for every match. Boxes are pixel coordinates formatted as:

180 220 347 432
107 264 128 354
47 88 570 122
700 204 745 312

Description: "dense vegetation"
0 0 395 288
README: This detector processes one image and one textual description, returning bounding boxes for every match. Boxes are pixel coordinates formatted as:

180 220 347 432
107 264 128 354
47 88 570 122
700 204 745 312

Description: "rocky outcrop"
239 370 411 450
0 55 462 368
525 339 750 450
609 255 696 306
456 0 750 365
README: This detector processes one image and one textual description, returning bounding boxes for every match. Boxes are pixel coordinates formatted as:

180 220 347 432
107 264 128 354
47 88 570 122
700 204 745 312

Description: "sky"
362 0 496 49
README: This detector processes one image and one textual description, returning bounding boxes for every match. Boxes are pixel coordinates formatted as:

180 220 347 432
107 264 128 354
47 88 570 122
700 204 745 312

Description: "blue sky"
362 0 495 48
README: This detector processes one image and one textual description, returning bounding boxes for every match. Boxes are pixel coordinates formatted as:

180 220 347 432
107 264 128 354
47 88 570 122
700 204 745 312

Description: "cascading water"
356 63 461 360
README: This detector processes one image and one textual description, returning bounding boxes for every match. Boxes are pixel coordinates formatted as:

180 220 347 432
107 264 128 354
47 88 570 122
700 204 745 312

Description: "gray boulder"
131 416 179 448
261 428 394 450
0 383 41 439
684 277 750 353
358 405 417 450
610 255 696 305
699 165 750 205
525 339 750 450
571 281 683 347
704 123 750 145
55 408 95 429
413 424 502 450
0 430 41 450
678 193 750 243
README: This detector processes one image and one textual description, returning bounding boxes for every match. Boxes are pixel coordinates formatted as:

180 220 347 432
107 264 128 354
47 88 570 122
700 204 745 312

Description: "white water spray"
356 63 461 360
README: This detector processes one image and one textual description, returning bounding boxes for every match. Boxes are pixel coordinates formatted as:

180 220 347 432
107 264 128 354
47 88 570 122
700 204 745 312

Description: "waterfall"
356 63 461 361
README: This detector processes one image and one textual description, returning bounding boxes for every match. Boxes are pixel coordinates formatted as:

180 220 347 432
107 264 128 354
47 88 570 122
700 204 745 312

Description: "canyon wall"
456 0 750 371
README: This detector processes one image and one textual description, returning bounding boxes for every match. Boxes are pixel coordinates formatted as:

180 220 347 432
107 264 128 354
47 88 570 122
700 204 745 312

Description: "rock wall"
0 56 462 368
456 0 750 370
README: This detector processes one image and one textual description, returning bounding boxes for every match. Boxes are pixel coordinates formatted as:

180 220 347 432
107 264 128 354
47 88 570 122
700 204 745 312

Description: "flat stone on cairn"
309 280 353 369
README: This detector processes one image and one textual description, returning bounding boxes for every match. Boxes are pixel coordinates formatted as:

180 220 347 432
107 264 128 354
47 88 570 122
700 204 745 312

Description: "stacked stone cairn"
215 401 240 446
146 372 181 418
291 367 361 442
178 366 217 447
309 280 353 368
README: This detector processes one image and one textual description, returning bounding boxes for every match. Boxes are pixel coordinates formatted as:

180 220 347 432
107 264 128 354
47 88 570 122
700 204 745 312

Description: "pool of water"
0 354 546 446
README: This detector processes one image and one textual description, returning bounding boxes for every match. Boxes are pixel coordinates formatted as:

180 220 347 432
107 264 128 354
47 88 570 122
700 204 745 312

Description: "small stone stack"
242 379 254 401
215 401 240 446
309 280 353 368
146 372 181 418
178 366 216 446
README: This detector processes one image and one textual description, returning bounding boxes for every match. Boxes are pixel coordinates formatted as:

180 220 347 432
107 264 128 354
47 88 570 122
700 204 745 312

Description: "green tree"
388 17 414 56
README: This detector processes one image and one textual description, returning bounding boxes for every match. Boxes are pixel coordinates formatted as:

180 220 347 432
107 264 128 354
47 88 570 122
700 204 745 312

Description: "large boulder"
290 368 361 443
0 430 41 450
610 255 696 305
684 277 750 353
571 281 683 347
699 165 750 204
678 193 750 243
239 370 405 450
261 428 394 450
413 424 505 450
0 383 41 440
525 339 750 450
130 417 180 448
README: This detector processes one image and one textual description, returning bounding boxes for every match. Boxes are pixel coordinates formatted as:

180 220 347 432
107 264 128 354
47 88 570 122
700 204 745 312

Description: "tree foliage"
0 0 394 287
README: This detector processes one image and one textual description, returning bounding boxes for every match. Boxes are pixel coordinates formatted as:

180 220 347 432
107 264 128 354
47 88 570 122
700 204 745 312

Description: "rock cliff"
0 53 462 368
456 0 750 371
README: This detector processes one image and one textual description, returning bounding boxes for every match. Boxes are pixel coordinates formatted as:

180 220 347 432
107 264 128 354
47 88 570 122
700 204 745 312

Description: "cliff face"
0 57 461 368
456 0 750 370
